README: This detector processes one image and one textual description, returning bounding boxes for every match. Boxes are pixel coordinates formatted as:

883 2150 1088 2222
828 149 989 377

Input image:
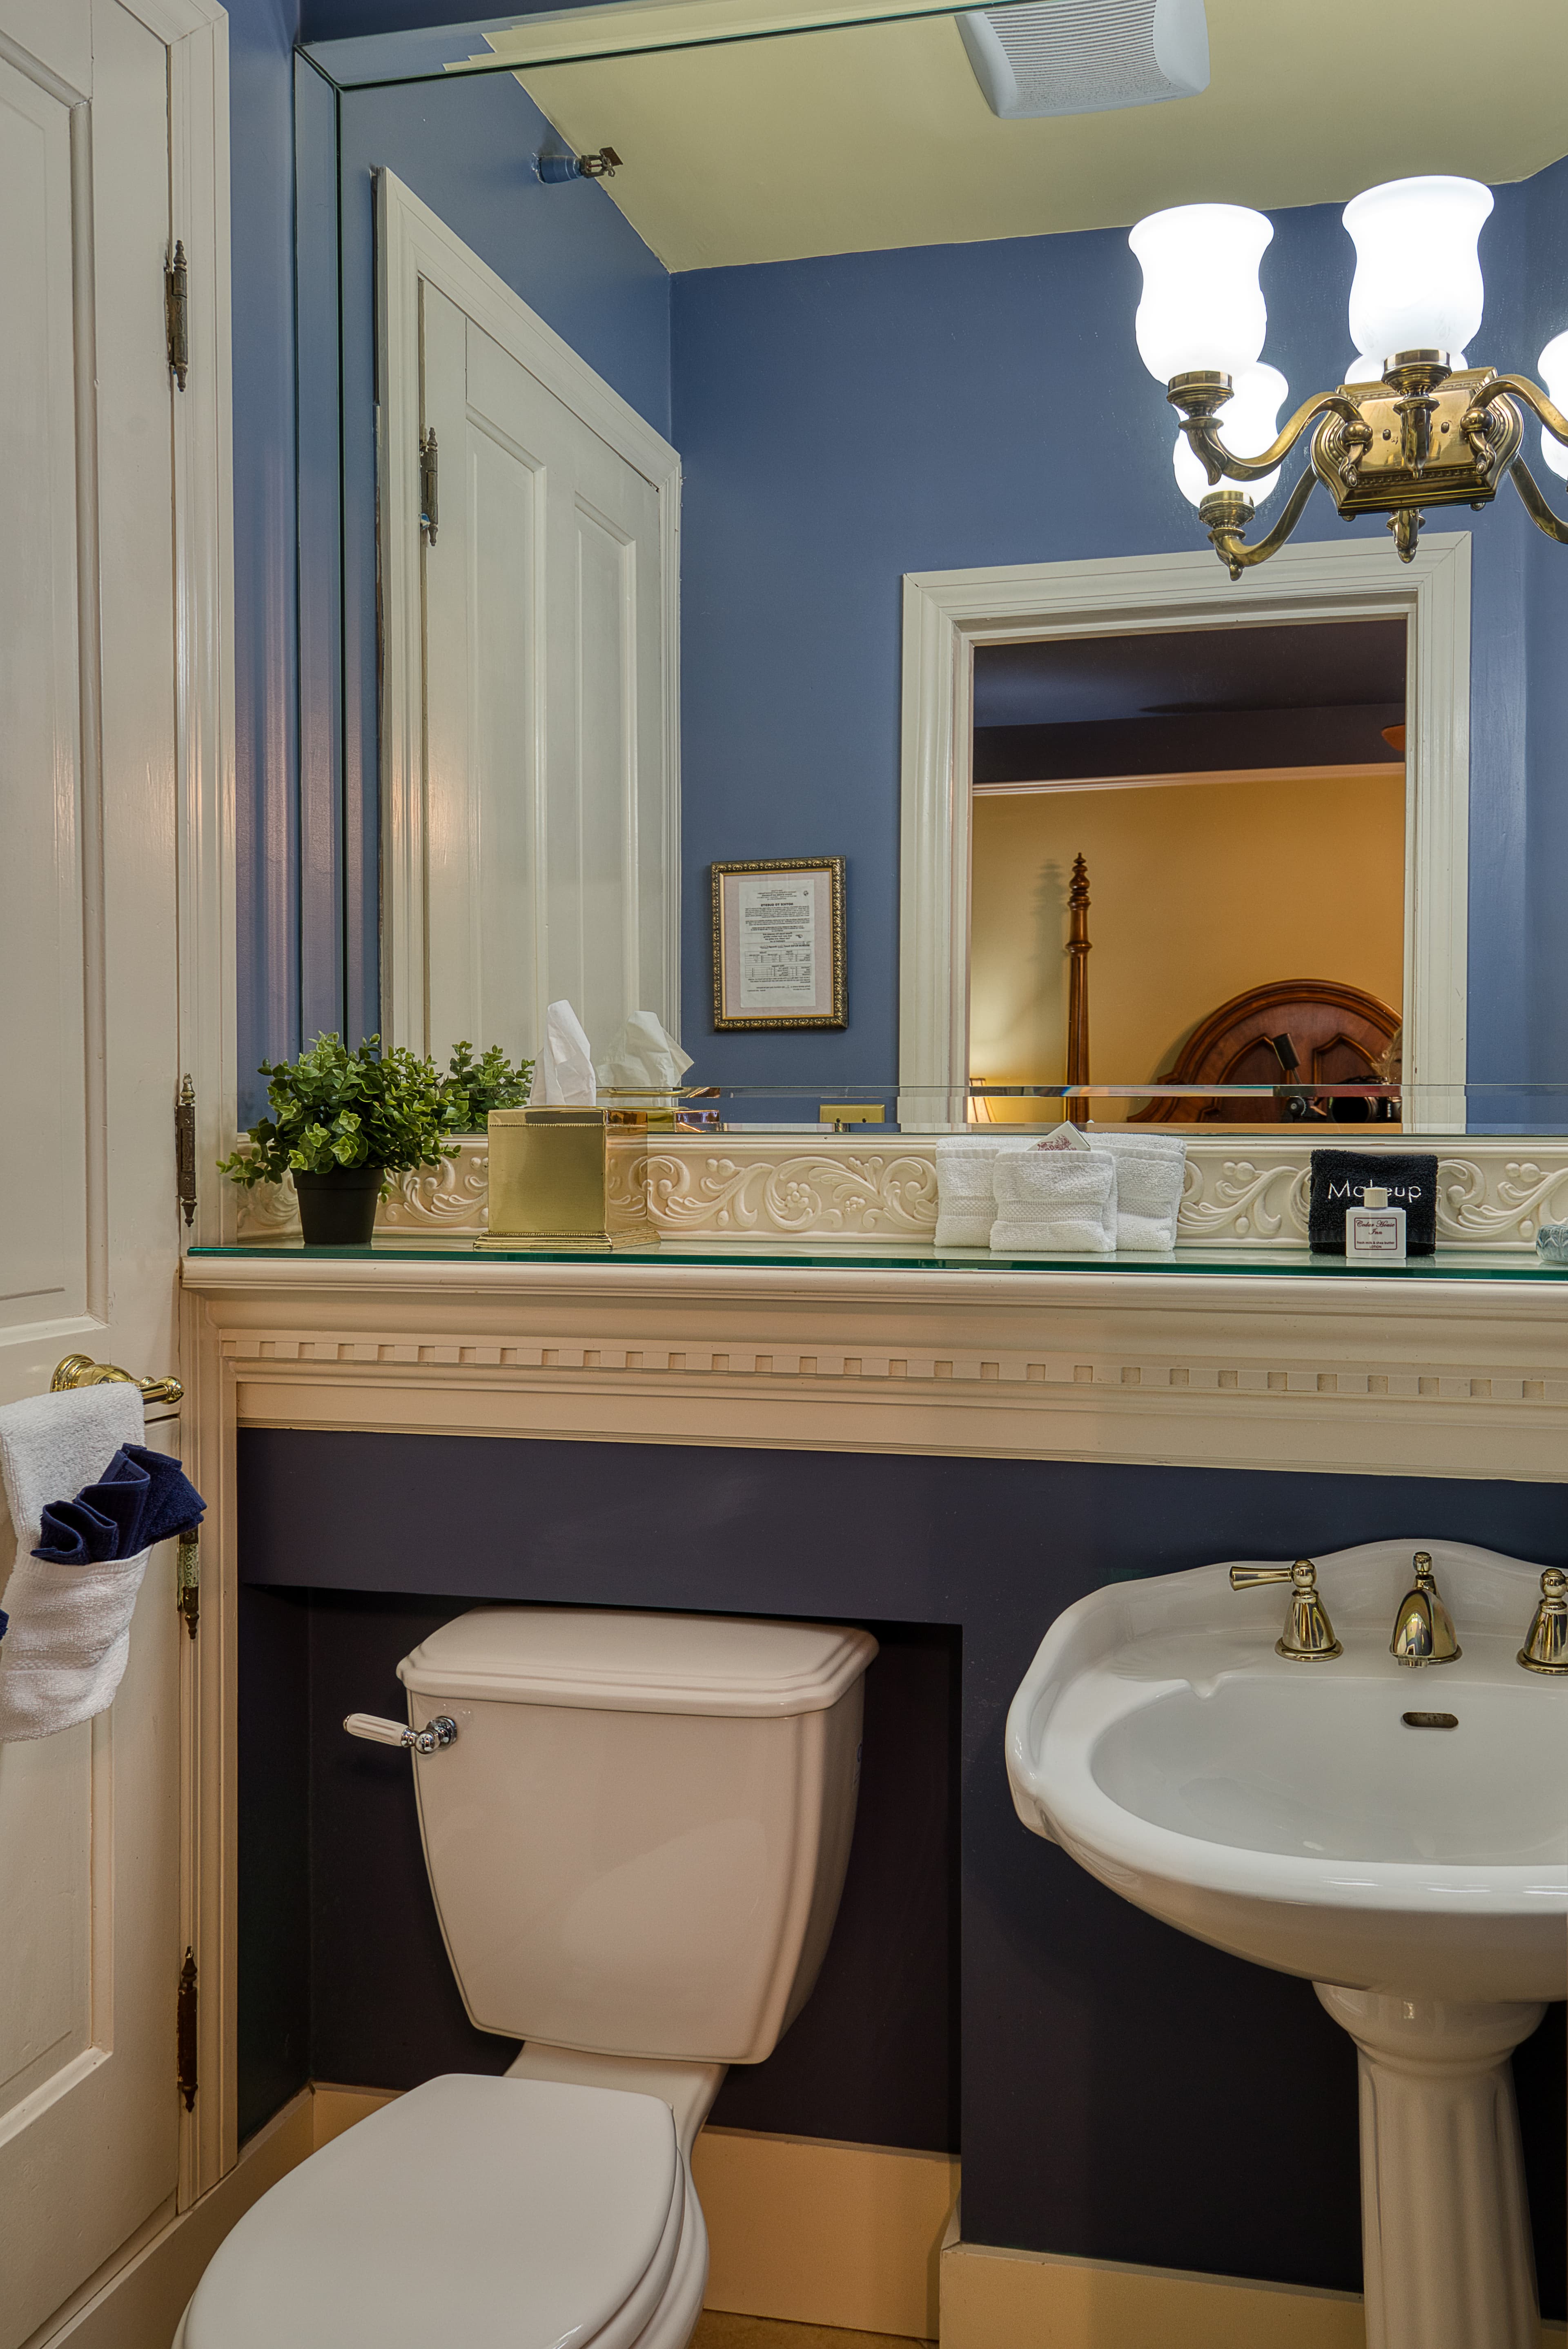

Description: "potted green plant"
439 1040 535 1134
219 1034 457 1245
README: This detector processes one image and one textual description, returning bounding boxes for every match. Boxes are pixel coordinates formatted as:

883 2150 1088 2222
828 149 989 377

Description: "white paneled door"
0 0 205 2337
379 169 681 1070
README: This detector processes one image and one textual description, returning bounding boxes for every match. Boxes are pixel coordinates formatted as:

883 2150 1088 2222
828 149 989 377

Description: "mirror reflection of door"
968 620 1407 1124
378 173 680 1069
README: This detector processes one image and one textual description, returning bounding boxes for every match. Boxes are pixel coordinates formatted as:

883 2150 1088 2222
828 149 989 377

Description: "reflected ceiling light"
1174 364 1286 508
1538 334 1568 482
959 0 1208 121
1131 175 1568 574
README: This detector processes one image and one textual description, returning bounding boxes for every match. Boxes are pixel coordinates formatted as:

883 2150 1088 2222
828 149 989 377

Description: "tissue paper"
596 1011 693 1094
528 1001 597 1107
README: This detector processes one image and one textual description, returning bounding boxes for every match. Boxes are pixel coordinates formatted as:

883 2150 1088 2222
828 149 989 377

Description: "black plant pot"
293 1166 383 1246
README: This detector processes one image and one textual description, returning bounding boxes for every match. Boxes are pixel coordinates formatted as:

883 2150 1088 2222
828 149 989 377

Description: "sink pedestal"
1316 1986 1544 2349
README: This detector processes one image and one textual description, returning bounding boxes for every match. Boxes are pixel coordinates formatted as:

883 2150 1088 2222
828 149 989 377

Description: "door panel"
412 258 671 1068
0 0 186 2336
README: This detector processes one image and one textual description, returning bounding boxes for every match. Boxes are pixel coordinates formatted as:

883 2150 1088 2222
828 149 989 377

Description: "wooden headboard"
1129 978 1401 1124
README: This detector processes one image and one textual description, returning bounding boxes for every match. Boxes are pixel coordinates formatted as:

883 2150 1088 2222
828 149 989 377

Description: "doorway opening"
967 619 1408 1125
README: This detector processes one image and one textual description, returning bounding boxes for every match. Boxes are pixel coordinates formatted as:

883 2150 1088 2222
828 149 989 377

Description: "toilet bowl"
173 2074 708 2349
176 1609 876 2349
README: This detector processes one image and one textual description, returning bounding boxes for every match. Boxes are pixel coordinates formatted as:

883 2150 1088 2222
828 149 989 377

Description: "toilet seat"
180 2075 688 2349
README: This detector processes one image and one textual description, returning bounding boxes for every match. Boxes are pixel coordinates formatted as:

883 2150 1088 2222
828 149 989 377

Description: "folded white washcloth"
1109 1149 1187 1251
935 1136 1015 1247
0 1385 148 1743
990 1145 1118 1254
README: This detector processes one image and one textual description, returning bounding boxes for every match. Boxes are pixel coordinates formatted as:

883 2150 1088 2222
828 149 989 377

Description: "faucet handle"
1518 1568 1568 1674
1390 1550 1461 1667
1230 1558 1343 1663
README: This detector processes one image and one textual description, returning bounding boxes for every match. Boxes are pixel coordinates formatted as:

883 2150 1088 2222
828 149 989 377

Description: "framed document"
710 857 846 1030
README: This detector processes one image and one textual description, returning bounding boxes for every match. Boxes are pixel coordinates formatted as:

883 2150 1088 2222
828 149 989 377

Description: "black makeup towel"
1308 1150 1438 1255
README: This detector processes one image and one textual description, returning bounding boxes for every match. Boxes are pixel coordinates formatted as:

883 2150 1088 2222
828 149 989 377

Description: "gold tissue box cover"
483 1107 657 1249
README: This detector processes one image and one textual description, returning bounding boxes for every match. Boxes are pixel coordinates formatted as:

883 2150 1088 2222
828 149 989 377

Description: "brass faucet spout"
1389 1552 1461 1666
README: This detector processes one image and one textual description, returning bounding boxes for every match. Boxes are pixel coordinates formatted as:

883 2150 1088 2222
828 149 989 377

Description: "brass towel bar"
51 1354 184 1410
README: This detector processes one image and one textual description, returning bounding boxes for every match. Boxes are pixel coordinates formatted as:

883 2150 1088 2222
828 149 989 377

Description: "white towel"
1108 1149 1187 1251
990 1145 1118 1254
0 1385 147 1743
935 1136 1010 1247
1086 1131 1189 1250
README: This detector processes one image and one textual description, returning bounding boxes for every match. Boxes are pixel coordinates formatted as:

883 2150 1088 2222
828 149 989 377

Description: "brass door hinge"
176 1948 198 2110
165 240 189 391
177 1531 199 1639
419 427 439 543
176 1073 196 1228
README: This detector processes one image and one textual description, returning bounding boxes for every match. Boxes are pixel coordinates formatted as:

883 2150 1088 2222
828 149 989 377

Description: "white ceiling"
479 0 1568 270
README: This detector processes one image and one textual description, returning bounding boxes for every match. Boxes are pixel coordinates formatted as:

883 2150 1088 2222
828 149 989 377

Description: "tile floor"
691 2318 924 2349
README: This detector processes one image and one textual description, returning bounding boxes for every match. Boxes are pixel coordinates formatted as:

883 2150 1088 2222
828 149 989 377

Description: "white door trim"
376 166 682 1053
164 0 237 1253
898 535 1471 1128
143 0 235 2222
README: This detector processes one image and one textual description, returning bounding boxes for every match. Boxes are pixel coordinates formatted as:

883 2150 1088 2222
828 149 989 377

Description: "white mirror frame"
898 535 1472 1130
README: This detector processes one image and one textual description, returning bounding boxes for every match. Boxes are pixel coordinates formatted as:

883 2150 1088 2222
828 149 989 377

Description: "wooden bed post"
1066 852 1091 1091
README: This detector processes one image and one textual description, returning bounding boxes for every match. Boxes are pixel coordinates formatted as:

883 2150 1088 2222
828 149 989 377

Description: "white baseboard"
940 2231 1568 2349
693 2124 957 2340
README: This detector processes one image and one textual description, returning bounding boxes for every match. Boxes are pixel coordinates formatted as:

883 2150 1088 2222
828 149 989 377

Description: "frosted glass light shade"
1343 176 1492 366
1173 364 1288 507
1538 332 1568 482
1129 203 1272 382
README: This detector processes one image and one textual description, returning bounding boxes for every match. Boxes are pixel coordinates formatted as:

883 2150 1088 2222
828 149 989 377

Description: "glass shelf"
188 1238 1568 1280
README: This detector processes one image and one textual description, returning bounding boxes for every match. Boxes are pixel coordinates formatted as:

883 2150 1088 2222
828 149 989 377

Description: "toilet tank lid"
399 1609 878 1716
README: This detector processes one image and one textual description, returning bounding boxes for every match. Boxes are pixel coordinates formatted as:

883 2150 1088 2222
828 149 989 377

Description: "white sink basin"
1006 1539 1568 2349
1007 1538 1566 2001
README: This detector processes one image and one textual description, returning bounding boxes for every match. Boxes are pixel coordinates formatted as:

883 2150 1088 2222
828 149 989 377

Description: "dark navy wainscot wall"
237 1432 1566 2309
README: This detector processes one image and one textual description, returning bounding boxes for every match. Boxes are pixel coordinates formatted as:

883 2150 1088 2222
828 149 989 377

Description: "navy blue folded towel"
32 1444 206 1565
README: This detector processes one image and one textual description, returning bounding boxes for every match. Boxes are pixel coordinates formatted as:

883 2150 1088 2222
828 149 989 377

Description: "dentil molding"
183 1251 1568 1484
234 1131 1568 1252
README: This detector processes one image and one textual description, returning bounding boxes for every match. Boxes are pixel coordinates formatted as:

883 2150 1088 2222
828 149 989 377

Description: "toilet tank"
398 1609 878 2065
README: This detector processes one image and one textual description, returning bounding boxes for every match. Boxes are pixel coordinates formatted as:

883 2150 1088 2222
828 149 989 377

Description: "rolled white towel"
1108 1148 1187 1251
935 1136 1015 1247
0 1385 147 1743
991 1144 1117 1254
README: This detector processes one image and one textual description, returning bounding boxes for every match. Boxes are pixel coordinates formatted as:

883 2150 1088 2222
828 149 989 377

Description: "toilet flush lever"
344 1712 458 1756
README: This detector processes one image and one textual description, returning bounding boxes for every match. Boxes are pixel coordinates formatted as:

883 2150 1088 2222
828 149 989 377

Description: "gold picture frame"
710 857 847 1030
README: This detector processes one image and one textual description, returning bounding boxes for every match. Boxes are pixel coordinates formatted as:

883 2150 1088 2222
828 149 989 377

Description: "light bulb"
1538 332 1568 482
1343 176 1492 367
1129 203 1272 383
1172 364 1288 508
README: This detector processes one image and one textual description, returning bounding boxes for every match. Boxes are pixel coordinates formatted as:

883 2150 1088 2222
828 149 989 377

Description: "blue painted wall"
671 184 1549 1096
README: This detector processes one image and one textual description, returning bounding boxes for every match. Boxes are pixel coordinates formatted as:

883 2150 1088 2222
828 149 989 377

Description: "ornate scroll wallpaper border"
231 1135 1568 1252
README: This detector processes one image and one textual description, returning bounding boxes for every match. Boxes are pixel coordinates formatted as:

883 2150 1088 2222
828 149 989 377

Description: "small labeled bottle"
1345 1183 1406 1263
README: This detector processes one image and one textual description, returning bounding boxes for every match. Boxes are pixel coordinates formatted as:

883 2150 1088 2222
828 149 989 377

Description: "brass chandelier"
1130 177 1568 576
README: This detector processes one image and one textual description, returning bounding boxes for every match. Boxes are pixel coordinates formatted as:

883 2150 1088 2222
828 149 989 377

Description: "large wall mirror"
292 0 1568 1132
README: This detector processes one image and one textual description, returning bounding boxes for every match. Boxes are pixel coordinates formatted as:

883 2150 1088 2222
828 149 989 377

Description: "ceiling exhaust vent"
958 0 1209 120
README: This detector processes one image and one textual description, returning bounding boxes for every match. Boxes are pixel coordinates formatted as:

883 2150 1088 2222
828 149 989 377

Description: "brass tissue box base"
480 1107 658 1250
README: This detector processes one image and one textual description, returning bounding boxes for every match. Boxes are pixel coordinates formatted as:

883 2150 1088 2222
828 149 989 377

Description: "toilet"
175 1607 878 2349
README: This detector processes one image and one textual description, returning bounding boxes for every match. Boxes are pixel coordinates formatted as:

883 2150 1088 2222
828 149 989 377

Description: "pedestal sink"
1005 1539 1567 2349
